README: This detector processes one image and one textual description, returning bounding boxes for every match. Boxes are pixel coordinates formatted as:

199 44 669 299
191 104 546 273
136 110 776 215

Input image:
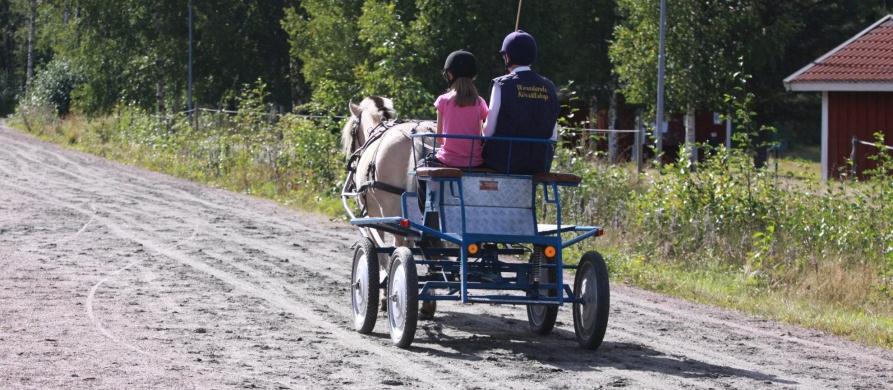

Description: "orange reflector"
399 219 410 228
595 228 605 237
467 243 479 255
544 246 557 258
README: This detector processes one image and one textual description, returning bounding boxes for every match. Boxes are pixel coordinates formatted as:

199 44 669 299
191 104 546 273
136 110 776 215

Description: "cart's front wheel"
572 251 610 350
387 247 418 348
351 238 379 334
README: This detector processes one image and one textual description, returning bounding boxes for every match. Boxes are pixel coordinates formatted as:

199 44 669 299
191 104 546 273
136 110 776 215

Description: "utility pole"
187 0 194 121
654 0 668 164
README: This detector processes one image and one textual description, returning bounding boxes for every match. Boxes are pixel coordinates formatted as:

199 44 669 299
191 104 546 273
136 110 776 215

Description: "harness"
345 115 425 216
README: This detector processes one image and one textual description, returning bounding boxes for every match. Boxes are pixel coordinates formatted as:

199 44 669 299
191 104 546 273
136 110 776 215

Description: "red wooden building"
784 15 893 179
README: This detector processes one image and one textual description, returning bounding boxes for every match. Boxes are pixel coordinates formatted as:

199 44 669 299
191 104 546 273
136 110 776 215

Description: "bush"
26 59 82 116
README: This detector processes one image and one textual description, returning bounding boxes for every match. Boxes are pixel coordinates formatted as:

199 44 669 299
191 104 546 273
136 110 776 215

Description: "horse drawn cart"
343 133 610 349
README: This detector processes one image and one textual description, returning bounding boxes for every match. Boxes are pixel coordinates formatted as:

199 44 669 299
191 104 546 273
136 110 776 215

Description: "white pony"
341 96 435 258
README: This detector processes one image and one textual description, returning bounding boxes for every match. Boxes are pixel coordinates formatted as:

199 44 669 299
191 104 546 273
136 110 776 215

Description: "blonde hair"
451 77 479 107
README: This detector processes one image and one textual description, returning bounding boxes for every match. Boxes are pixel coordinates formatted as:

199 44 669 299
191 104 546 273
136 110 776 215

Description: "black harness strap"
356 180 406 195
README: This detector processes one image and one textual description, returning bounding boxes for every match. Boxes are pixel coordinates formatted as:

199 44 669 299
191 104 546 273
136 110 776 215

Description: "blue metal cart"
346 134 609 349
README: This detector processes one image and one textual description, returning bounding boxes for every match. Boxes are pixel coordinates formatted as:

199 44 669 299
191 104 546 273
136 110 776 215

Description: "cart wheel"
419 300 437 320
350 238 379 334
527 245 558 335
387 247 418 348
573 251 610 350
527 304 558 335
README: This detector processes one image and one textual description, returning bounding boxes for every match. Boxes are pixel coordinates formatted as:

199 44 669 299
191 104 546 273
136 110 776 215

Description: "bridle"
348 114 363 153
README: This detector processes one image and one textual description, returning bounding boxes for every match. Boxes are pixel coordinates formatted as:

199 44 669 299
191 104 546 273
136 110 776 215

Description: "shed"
784 14 893 180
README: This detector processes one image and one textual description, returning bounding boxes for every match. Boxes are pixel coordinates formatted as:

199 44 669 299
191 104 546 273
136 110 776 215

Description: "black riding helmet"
500 30 537 67
443 50 477 85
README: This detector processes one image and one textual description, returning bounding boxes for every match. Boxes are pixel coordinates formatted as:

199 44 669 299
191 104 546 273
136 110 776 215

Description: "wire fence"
850 136 893 176
149 106 643 135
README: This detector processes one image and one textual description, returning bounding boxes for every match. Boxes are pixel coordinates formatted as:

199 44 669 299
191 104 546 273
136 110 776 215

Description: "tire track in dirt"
2 181 456 389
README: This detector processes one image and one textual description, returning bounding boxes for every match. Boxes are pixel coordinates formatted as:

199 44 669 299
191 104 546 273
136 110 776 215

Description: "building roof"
785 15 893 91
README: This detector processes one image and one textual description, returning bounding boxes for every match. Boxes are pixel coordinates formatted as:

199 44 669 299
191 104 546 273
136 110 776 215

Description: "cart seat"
463 167 496 173
533 172 581 185
417 167 463 179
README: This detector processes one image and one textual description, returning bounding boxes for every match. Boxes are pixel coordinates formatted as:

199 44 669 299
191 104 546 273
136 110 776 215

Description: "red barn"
784 15 893 180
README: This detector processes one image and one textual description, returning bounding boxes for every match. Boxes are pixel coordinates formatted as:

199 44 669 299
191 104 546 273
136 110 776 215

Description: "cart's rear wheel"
527 304 558 335
387 247 418 348
350 238 379 334
527 245 558 335
573 251 610 350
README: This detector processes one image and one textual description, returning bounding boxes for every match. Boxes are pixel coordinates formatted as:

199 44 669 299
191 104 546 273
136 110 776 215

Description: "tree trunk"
63 0 71 24
156 81 166 114
607 92 618 163
684 106 697 164
26 0 36 87
587 95 599 153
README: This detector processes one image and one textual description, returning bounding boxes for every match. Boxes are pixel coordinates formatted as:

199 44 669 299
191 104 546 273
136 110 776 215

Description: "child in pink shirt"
432 50 488 168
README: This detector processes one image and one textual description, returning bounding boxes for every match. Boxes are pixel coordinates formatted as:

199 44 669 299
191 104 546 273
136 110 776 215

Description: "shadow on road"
404 311 797 385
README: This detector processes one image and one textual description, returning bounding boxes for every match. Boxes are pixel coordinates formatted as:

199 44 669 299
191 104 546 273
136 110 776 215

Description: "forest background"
0 0 890 144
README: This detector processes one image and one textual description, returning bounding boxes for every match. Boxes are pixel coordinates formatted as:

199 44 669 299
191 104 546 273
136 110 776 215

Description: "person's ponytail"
452 77 479 107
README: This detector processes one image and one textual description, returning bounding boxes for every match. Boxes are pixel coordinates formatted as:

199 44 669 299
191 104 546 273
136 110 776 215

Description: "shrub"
26 59 82 116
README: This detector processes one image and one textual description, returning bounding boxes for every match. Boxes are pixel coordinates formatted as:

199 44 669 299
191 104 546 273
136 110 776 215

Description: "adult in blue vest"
482 30 559 174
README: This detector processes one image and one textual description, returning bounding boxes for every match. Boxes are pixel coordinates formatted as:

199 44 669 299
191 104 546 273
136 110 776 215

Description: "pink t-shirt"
434 91 488 168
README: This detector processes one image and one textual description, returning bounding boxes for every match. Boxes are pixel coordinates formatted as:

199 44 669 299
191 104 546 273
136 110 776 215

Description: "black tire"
350 238 379 334
387 247 418 348
572 251 610 350
527 245 558 335
527 304 558 335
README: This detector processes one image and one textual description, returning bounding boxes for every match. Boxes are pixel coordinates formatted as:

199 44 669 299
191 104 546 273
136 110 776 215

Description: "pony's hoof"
419 300 437 320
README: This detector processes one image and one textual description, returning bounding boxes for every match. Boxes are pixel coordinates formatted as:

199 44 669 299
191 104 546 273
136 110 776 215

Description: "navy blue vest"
483 70 559 174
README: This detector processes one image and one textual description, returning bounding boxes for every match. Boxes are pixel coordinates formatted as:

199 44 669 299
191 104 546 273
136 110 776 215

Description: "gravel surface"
1 124 892 389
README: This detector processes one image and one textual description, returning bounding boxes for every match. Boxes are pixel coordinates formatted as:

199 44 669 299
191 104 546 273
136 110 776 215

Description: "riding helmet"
500 30 537 66
443 50 478 79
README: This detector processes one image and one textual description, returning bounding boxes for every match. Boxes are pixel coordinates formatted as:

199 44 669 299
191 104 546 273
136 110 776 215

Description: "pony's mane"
341 96 397 156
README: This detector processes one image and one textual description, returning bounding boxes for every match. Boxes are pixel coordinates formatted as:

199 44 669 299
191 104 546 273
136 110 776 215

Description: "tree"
282 0 365 114
0 0 25 115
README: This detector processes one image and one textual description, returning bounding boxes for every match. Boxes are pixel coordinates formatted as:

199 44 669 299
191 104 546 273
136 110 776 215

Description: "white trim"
786 81 893 92
784 15 893 85
821 91 829 181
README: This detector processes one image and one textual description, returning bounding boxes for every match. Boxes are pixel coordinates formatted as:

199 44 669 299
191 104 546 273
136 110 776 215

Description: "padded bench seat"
416 167 463 179
417 168 580 185
533 172 581 184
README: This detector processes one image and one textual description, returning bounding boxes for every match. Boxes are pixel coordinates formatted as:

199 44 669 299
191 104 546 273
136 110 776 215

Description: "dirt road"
1 125 891 389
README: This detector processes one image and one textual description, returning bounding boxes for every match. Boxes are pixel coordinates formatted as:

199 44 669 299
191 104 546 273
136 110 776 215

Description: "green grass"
600 248 893 348
770 145 822 181
7 114 346 219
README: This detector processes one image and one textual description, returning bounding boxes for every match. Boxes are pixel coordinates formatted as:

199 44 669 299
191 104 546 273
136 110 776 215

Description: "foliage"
355 0 432 118
24 58 80 115
282 0 364 114
611 0 750 113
